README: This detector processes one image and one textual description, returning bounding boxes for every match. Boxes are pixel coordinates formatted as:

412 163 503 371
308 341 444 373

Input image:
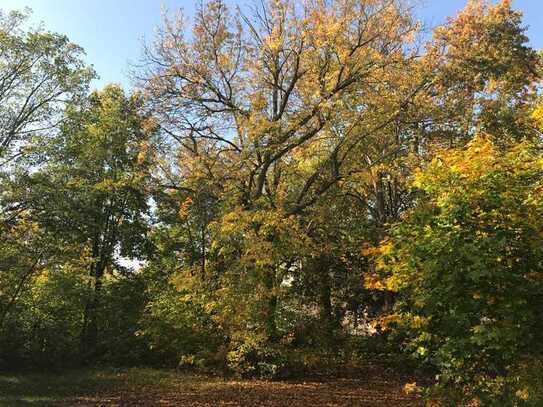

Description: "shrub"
226 342 287 379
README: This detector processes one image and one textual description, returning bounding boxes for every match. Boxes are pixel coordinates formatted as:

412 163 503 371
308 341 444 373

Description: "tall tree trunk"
80 238 105 361
317 255 336 345
373 172 394 312
201 223 206 279
374 171 387 242
85 262 104 357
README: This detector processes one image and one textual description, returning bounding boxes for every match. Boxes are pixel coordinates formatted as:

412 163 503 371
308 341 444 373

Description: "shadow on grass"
0 368 128 406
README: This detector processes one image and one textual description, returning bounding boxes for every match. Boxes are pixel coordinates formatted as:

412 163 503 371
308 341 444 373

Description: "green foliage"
0 84 156 367
0 8 94 161
138 281 225 368
0 264 88 368
1 3 542 406
97 274 150 365
376 136 543 404
0 261 154 369
226 341 287 379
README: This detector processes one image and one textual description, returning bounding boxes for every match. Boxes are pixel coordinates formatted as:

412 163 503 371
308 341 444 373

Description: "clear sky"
2 0 541 90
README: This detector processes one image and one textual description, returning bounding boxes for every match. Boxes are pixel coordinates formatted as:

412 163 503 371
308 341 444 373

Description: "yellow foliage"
532 103 543 130
403 382 421 395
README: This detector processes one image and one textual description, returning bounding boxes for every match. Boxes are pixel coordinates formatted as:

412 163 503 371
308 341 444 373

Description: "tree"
137 0 542 354
420 0 540 145
0 8 94 164
0 215 51 330
373 135 543 404
346 0 542 324
138 0 422 342
2 85 155 359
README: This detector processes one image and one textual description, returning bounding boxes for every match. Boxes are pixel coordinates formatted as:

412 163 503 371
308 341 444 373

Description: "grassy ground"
0 366 423 406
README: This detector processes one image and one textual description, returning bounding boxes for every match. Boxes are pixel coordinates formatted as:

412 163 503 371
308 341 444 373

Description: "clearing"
0 366 423 406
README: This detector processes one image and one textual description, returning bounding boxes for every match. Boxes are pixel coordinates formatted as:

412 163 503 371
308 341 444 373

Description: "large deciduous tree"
1 85 156 359
139 0 421 341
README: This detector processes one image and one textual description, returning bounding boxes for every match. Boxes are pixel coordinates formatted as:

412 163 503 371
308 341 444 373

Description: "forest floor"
0 366 424 406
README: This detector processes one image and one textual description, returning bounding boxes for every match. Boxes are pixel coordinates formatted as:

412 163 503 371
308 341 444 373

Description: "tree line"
1 1 542 404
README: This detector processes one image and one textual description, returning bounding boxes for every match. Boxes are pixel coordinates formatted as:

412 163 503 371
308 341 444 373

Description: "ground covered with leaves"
0 367 423 406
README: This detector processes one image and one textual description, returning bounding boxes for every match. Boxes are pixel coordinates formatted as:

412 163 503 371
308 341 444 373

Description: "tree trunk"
263 267 278 342
85 263 104 357
374 171 387 242
373 172 394 312
317 255 336 345
80 238 105 361
201 223 206 279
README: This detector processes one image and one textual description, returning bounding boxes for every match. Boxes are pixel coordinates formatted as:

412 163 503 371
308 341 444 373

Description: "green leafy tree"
0 8 94 163
375 135 543 405
2 85 156 360
422 0 540 145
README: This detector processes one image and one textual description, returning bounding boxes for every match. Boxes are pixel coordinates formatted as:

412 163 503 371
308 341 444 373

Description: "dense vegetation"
0 1 542 405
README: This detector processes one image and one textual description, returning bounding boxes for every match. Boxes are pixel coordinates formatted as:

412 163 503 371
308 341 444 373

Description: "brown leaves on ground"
58 366 423 406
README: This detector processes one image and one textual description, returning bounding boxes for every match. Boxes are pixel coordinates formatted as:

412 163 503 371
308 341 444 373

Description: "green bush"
138 285 225 367
0 267 87 369
226 342 287 379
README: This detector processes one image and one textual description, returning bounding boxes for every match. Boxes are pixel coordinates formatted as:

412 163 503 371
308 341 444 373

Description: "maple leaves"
374 135 543 403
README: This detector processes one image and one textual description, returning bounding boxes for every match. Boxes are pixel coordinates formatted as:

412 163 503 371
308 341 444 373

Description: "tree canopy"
1 1 542 405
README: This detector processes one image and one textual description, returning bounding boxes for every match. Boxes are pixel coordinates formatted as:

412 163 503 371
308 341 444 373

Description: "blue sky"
2 0 541 90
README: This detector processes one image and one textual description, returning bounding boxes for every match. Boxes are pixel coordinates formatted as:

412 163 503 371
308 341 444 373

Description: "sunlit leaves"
0 9 94 161
375 135 543 403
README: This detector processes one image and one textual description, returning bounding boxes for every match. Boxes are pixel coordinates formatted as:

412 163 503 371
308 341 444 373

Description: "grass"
0 366 423 406
0 368 128 406
0 368 203 405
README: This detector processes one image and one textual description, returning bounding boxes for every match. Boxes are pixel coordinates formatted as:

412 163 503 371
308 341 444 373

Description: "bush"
226 342 287 379
177 354 206 371
137 275 225 367
0 267 87 369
